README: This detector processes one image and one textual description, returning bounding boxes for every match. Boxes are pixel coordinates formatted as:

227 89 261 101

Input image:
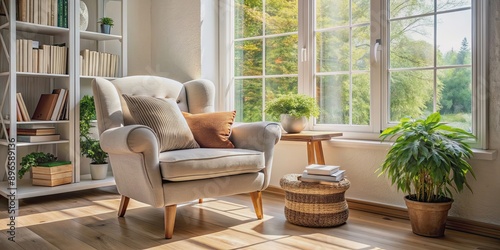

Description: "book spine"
63 0 67 28
57 0 63 27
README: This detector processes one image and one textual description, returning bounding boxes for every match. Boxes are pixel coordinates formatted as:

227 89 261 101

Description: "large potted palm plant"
379 112 475 237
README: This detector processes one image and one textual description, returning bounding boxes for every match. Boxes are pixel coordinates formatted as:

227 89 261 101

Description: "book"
57 88 68 120
50 88 66 120
32 93 58 120
16 93 31 121
305 164 340 175
17 134 60 142
18 124 55 129
17 127 56 136
16 102 23 121
300 170 346 183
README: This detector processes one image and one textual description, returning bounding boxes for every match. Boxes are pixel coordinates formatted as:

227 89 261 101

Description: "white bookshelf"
0 0 127 199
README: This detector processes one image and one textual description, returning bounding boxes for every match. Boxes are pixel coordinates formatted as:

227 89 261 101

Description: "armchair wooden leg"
118 196 130 217
164 205 177 239
249 191 263 219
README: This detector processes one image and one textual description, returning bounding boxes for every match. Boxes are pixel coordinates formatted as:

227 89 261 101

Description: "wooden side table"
280 131 342 165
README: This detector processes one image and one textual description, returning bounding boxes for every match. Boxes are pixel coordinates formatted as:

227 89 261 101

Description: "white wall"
124 1 500 226
150 0 201 82
127 0 152 76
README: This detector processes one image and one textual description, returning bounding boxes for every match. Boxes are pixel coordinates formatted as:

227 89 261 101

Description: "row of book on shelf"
16 0 68 28
16 88 69 124
80 49 120 77
300 164 346 184
16 39 67 74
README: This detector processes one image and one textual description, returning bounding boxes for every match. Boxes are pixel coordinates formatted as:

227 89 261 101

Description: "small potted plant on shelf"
378 112 476 237
80 95 108 180
98 17 114 34
265 93 320 133
19 152 57 179
20 152 73 186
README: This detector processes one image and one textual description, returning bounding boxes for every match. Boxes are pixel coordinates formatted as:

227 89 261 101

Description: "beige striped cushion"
122 94 199 152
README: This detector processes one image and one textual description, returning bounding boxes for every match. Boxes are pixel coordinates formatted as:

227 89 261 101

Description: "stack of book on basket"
300 164 346 184
16 124 60 143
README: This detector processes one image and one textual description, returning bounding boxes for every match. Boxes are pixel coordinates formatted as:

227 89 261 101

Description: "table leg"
313 141 325 165
307 141 315 165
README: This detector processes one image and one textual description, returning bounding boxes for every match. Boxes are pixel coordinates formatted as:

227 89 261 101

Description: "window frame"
220 0 489 149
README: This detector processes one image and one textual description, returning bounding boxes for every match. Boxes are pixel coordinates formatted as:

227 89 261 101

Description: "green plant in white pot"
379 112 475 237
80 95 108 180
265 93 319 133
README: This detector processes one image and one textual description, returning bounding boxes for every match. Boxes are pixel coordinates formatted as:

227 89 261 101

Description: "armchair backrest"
92 76 215 136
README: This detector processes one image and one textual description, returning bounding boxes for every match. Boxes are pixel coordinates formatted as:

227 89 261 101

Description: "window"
222 0 488 147
233 0 299 122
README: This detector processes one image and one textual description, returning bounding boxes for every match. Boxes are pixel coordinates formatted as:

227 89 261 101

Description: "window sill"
328 138 498 161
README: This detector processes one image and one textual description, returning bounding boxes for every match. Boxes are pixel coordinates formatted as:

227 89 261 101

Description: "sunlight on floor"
0 198 149 229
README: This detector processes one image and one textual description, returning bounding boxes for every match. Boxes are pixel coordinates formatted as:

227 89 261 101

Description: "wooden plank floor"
1 186 499 250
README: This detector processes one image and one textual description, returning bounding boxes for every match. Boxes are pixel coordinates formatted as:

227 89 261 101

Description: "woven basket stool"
280 174 350 227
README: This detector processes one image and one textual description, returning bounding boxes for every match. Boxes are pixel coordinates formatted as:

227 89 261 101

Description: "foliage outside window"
229 0 484 145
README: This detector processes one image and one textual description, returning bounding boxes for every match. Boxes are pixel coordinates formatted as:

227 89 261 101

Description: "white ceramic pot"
280 114 307 133
90 163 108 180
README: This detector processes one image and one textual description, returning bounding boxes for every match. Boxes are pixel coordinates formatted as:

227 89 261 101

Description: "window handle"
373 39 382 63
301 48 307 62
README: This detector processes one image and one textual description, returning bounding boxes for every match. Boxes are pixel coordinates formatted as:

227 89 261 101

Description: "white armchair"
91 76 281 238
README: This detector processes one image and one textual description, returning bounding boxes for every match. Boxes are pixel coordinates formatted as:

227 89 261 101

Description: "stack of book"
16 124 60 143
16 39 68 74
31 88 69 121
16 0 68 28
300 164 346 184
80 49 120 77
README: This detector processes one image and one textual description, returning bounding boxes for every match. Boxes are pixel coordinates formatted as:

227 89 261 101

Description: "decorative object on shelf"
19 152 57 179
378 112 476 237
265 93 320 133
80 1 89 31
32 161 73 187
98 17 114 34
80 95 108 180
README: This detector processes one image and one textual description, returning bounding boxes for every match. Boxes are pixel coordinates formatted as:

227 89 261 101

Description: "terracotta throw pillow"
122 94 199 152
182 111 236 148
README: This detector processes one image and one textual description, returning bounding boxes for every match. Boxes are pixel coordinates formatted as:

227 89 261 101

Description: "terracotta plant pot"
404 196 453 237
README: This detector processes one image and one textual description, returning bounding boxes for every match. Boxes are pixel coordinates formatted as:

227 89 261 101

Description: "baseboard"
264 185 500 239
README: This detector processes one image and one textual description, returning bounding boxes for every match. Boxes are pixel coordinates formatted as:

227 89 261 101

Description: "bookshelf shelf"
15 21 70 35
0 139 70 147
4 120 70 125
0 175 115 199
15 72 70 78
80 31 122 41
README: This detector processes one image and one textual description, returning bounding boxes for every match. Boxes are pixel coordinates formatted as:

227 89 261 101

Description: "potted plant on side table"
80 95 108 180
98 17 114 34
379 112 475 237
265 93 320 133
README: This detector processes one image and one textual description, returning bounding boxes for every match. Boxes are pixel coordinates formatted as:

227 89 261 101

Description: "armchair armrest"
230 122 281 189
230 122 281 151
100 125 159 155
100 125 165 207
